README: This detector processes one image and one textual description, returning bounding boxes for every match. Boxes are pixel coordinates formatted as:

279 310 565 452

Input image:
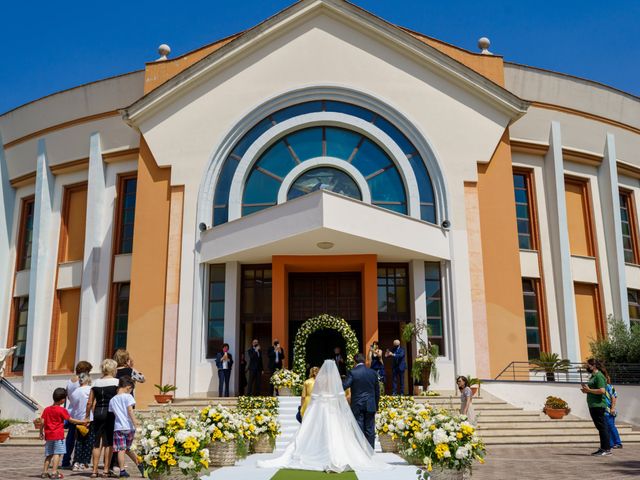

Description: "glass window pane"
373 117 414 153
519 235 532 250
324 101 374 122
288 167 361 201
516 204 530 219
513 174 525 188
325 127 362 160
368 167 406 203
523 294 537 311
425 280 441 298
525 311 539 327
351 139 393 176
427 318 443 337
243 170 281 205
231 117 273 158
526 328 540 345
425 262 440 280
210 265 225 282
420 204 437 224
515 189 527 203
272 102 322 123
528 346 541 361
427 299 441 317
286 127 323 161
257 141 297 178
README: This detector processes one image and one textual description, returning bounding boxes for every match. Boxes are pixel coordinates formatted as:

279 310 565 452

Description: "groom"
342 353 380 449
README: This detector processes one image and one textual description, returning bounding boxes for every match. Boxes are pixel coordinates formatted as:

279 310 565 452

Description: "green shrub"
590 317 640 364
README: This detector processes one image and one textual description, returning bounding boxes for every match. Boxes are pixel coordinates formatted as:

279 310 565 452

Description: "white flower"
444 449 451 458
150 430 160 438
455 446 470 459
159 435 168 444
432 428 449 445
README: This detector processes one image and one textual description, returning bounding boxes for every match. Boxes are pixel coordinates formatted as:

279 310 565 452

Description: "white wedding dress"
257 360 391 472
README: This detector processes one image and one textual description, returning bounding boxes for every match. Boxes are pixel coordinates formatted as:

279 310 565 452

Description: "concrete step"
485 432 640 445
478 420 635 430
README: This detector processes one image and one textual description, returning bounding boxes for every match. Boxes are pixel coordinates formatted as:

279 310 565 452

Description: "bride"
257 359 391 472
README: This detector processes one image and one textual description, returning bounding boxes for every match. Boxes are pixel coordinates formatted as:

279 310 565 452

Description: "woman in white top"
68 373 93 470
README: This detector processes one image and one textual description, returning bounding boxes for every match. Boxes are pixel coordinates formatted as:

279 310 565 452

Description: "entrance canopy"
199 190 450 263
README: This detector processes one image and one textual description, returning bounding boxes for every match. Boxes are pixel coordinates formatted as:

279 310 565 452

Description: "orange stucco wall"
144 35 241 93
565 180 593 257
271 255 378 366
477 132 528 375
49 289 81 373
574 283 601 360
408 31 505 86
62 186 87 262
127 138 172 405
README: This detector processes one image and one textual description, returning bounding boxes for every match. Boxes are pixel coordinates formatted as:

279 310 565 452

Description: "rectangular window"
110 283 130 353
513 172 536 250
522 278 543 361
11 296 29 372
18 198 35 270
619 191 639 264
424 262 445 356
241 265 272 324
628 289 640 328
116 176 137 255
207 265 225 359
377 264 409 322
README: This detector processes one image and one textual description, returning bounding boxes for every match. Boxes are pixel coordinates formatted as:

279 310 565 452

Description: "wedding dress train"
257 359 391 472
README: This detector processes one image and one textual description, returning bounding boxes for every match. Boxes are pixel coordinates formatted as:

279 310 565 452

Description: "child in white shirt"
108 376 143 477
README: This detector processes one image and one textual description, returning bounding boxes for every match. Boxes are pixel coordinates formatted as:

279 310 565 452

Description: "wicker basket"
148 472 198 480
428 467 466 480
278 387 292 396
208 440 237 467
252 434 275 453
378 434 399 453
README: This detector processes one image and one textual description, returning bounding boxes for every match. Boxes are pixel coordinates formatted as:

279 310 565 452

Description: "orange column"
272 257 288 366
362 255 379 353
477 131 528 375
127 138 171 406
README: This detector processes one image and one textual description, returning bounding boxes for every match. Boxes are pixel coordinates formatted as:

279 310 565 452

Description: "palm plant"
530 352 570 382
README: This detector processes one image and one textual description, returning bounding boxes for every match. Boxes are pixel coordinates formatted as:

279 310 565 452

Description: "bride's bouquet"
136 412 210 478
269 368 301 389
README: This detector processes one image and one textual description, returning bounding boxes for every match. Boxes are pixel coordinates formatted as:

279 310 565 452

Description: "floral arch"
292 314 360 379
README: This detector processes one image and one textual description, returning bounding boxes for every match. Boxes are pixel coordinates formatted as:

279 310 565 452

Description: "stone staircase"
3 392 639 447
417 392 640 445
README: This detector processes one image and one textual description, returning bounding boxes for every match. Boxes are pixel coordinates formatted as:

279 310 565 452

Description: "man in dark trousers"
246 339 263 396
267 339 285 396
342 352 380 449
387 339 406 395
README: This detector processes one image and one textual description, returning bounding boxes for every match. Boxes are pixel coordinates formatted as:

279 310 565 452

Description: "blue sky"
1 0 638 114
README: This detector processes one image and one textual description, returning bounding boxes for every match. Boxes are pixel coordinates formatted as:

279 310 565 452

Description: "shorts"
113 430 135 452
45 439 66 456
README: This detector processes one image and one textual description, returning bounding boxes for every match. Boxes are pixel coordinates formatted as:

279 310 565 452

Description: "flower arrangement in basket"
200 405 244 466
240 409 281 453
137 413 210 479
269 369 301 394
398 410 486 478
376 403 434 453
237 396 279 415
379 395 416 410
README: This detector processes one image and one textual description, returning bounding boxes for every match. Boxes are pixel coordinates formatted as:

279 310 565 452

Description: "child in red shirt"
39 387 86 479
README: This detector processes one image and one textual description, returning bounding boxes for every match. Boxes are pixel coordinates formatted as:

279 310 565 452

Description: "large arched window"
213 100 436 225
242 126 406 216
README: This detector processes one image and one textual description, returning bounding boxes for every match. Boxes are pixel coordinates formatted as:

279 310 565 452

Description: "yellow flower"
456 432 463 439
435 443 449 459
427 459 433 472
412 444 417 449
429 425 436 431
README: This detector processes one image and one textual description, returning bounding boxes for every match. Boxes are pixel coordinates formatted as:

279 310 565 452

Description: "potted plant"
466 375 481 396
530 352 571 382
402 319 439 390
542 396 571 419
243 410 281 454
154 384 177 404
0 418 21 443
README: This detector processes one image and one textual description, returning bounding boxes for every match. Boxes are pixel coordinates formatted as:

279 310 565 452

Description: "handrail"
494 362 640 385
0 377 40 411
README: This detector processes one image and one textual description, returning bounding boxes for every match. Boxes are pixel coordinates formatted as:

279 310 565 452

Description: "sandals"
50 474 64 479
90 474 99 479
40 474 49 479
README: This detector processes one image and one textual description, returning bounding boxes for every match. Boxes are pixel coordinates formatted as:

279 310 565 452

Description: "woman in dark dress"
368 341 386 383
85 359 119 478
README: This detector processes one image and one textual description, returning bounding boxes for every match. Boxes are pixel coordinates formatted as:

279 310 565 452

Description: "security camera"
441 220 451 230
198 222 208 232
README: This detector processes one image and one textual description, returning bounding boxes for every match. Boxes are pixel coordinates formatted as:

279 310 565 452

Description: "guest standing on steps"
386 339 406 395
247 339 263 396
580 358 611 456
268 339 285 396
61 360 92 470
215 343 233 397
457 375 475 423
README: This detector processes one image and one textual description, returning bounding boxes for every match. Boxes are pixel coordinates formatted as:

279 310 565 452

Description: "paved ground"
0 444 638 479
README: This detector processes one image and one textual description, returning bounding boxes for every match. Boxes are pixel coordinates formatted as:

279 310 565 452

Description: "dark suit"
268 345 285 395
343 363 380 448
247 347 263 396
215 351 233 397
391 345 406 395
